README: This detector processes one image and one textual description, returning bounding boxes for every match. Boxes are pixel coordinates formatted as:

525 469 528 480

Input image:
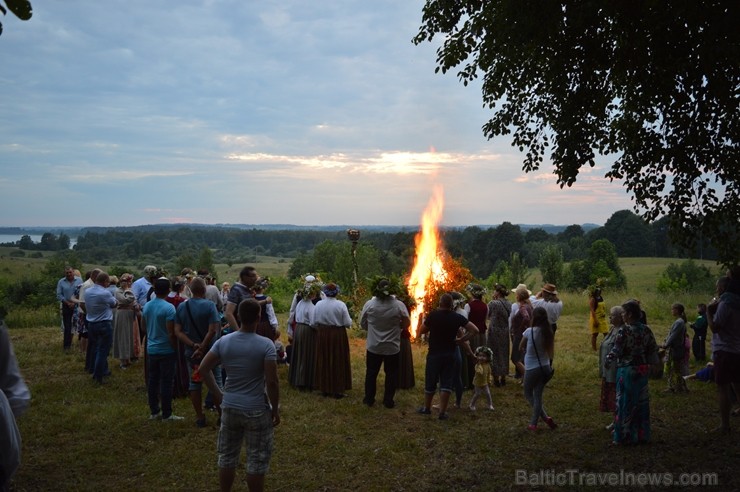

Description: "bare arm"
193 322 219 359
265 359 280 427
225 302 238 331
457 321 478 344
199 350 223 407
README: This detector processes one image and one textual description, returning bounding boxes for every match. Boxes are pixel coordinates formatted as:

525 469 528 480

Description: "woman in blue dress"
605 300 660 445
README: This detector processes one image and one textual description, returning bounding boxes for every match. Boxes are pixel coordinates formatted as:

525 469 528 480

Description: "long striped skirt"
613 364 651 444
288 323 317 390
314 324 352 395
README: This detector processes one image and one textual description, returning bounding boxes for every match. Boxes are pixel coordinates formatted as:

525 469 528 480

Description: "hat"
512 283 532 296
143 265 158 277
305 275 316 282
542 283 558 295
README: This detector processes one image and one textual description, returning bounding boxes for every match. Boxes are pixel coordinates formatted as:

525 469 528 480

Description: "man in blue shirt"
84 272 117 384
56 266 82 351
142 277 183 421
174 277 221 427
132 265 159 308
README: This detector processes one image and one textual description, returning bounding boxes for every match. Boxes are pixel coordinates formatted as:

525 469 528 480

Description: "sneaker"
527 424 538 431
162 414 185 421
438 413 449 420
544 417 558 429
195 417 207 428
487 405 495 411
149 413 161 420
469 405 476 411
416 407 432 415
382 401 395 409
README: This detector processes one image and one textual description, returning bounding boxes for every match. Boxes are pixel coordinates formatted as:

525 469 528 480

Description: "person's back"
362 296 408 355
216 332 275 411
425 309 466 355
144 296 176 356
198 298 279 492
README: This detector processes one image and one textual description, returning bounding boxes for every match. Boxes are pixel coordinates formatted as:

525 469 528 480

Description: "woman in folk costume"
313 283 353 398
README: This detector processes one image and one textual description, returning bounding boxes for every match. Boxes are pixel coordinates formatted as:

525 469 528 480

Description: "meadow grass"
6 257 739 491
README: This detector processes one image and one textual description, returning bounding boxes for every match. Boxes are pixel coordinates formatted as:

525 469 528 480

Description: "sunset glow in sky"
0 1 635 228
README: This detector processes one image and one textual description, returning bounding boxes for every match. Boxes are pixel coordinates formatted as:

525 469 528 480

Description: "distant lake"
0 234 77 248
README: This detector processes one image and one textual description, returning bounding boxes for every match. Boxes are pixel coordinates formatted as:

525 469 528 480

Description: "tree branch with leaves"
0 0 32 36
414 0 739 266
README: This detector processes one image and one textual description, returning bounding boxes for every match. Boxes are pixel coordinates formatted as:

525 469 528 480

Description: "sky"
0 0 636 229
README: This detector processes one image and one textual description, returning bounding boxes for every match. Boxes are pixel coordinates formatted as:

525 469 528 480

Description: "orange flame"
407 186 447 338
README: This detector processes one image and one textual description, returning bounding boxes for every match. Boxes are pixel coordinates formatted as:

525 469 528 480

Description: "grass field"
6 257 739 491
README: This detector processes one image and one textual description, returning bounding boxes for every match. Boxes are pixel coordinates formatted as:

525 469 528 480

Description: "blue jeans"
147 353 177 418
523 368 550 426
88 320 113 382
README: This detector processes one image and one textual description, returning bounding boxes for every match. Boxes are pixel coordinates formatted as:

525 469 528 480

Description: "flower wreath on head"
466 283 487 298
450 291 467 311
475 345 494 362
298 273 323 298
255 277 270 291
368 275 394 300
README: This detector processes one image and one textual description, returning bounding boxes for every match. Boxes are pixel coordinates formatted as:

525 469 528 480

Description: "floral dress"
606 322 659 444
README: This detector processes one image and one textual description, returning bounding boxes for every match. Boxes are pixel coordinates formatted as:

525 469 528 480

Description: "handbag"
532 326 554 383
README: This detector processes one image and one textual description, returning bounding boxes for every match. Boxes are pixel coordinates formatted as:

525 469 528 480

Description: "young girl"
469 346 495 411
661 303 689 393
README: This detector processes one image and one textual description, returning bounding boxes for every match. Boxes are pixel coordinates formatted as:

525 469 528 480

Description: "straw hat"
512 283 532 296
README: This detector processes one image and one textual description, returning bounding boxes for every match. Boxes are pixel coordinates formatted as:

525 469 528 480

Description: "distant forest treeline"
37 209 713 279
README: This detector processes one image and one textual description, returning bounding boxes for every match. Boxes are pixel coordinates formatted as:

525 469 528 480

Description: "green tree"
539 245 564 287
197 246 216 279
18 234 33 250
414 1 740 266
175 253 195 275
602 210 654 257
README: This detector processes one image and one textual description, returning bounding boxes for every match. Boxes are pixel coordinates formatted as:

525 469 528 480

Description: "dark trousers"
62 303 74 349
692 333 707 361
364 350 399 407
88 321 113 382
147 353 176 418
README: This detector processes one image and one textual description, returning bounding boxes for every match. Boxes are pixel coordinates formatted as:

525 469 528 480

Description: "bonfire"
406 186 472 339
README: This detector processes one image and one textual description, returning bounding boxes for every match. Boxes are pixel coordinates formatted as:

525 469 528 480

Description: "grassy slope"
7 257 739 491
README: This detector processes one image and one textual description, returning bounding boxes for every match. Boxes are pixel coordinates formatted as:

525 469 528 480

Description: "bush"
657 259 714 293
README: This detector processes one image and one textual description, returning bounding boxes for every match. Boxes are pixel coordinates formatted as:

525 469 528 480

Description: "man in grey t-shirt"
360 279 410 409
200 299 279 492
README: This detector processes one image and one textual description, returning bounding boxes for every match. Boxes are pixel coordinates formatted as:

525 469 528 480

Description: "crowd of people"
3 264 739 491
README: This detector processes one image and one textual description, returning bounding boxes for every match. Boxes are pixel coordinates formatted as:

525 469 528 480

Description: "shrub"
657 259 714 293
